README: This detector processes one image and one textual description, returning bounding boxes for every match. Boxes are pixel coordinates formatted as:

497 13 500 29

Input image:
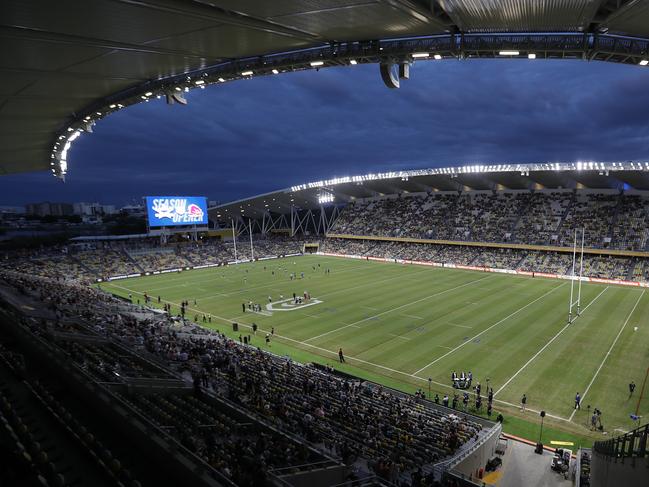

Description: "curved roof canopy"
210 161 649 223
2 0 649 177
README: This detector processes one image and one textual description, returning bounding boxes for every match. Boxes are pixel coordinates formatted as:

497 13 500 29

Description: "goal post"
568 227 585 323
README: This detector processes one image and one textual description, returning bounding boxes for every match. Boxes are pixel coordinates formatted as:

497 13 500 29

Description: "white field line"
448 323 472 329
568 289 645 422
133 261 372 297
389 333 412 341
494 286 609 397
108 282 572 421
413 282 568 376
303 275 492 343
403 314 424 320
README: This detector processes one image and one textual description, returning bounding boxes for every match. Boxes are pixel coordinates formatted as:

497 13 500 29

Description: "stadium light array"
434 54 442 60
528 53 537 59
272 69 279 74
499 50 520 56
412 52 429 58
640 60 649 66
241 70 253 76
310 60 324 67
288 162 649 192
349 59 358 65
318 193 335 204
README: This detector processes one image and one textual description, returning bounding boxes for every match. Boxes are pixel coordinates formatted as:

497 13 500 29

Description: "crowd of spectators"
1 269 486 485
321 239 646 282
330 190 649 250
0 236 311 282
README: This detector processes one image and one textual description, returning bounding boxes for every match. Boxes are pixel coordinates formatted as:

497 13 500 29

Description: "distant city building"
25 202 74 217
0 206 25 215
73 202 117 216
119 205 145 216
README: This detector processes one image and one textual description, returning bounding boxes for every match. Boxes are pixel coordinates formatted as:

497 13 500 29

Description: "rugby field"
101 255 649 446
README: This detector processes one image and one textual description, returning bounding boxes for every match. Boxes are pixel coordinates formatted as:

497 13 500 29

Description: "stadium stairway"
69 254 97 279
554 193 575 244
121 249 144 273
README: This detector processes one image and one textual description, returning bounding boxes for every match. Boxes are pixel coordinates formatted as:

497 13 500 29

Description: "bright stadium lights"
241 70 253 76
412 52 429 58
310 60 324 67
218 77 225 82
640 60 649 66
434 54 442 60
175 87 182 91
318 193 335 204
144 92 153 97
194 80 205 85
499 50 520 56
528 53 537 59
349 59 358 65
109 104 116 108
272 69 279 74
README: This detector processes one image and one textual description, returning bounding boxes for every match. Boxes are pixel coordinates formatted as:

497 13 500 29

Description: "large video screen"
146 196 208 227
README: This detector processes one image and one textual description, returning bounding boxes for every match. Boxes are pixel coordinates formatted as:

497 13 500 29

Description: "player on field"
338 348 345 363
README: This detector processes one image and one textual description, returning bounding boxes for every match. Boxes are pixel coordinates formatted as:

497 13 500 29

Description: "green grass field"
100 255 649 448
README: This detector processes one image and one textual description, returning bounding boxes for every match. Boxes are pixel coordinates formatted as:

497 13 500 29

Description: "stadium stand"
0 268 498 486
330 190 649 250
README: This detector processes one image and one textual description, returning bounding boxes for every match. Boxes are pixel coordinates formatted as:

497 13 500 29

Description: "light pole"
536 410 546 454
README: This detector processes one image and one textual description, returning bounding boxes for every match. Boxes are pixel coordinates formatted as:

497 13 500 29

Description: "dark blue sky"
2 59 649 207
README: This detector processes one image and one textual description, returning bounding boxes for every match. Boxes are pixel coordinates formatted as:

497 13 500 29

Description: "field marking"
108 282 572 422
362 306 379 311
568 289 645 422
389 333 412 341
494 286 609 397
413 282 568 377
123 260 372 297
403 314 424 320
303 275 492 343
448 323 472 329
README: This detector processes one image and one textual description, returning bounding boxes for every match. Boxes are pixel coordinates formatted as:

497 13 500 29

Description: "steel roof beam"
114 0 324 41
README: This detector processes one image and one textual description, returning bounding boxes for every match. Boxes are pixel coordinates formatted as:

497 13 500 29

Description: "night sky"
2 59 649 207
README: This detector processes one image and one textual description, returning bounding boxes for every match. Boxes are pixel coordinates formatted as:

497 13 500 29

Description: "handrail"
593 423 649 459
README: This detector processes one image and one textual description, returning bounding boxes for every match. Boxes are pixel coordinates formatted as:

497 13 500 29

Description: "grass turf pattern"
100 255 649 447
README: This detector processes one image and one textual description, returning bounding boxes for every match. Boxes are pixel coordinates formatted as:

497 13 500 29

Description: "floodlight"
412 52 429 58
499 51 519 56
194 80 205 85
640 60 649 66
433 54 442 60
241 71 253 76
218 78 225 82
310 61 324 67
528 53 537 59
349 59 357 65
272 69 279 74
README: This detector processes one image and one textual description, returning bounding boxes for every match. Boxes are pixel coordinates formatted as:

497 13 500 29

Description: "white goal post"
568 227 585 323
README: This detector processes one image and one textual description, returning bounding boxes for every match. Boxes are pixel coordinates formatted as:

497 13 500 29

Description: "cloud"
1 59 649 206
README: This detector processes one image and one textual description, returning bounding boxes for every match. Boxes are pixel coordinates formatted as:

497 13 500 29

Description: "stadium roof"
209 161 649 220
3 1 649 178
